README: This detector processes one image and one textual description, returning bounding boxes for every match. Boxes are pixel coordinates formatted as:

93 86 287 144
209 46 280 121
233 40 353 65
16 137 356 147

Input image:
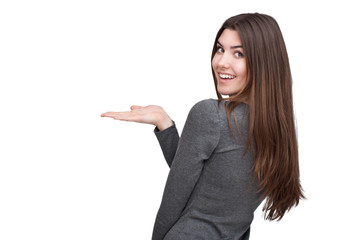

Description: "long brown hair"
211 13 305 220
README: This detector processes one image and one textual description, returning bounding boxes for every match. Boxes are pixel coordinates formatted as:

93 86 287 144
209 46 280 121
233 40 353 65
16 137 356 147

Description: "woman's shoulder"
191 98 248 116
187 99 219 118
181 99 221 136
191 98 218 110
189 99 224 120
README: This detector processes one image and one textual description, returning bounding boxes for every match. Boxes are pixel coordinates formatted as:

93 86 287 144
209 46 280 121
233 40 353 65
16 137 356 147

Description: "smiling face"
212 29 247 96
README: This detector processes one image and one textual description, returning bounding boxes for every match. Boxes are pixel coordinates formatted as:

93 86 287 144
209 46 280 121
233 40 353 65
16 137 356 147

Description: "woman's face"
212 29 247 96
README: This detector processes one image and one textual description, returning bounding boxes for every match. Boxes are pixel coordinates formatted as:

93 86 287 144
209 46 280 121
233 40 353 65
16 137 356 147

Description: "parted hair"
211 13 305 220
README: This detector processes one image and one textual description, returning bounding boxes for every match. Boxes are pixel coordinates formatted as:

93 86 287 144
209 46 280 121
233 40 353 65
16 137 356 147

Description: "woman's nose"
218 54 230 69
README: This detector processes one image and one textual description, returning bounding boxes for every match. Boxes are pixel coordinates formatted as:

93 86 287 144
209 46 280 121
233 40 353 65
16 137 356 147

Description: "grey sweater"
152 99 262 240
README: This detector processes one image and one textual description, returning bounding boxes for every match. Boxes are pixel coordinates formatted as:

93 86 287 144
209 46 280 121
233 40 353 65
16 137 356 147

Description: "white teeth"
219 73 235 79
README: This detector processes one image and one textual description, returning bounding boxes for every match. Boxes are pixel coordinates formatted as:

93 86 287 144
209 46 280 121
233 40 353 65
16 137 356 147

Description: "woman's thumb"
130 105 143 110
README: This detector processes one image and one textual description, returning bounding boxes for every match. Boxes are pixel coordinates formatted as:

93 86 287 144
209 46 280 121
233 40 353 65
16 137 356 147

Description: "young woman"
101 13 304 240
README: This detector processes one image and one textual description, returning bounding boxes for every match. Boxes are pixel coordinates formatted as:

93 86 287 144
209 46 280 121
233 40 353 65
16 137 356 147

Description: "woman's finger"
101 112 116 118
130 105 143 110
101 111 143 123
101 111 130 118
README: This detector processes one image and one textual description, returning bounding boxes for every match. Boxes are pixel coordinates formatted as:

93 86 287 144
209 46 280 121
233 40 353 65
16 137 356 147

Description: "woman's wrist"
156 114 173 131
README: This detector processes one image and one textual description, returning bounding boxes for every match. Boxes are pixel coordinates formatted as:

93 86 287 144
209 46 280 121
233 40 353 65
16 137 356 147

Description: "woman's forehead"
218 29 242 46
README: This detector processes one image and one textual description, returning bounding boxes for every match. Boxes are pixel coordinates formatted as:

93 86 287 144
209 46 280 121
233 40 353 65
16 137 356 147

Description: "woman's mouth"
218 73 236 82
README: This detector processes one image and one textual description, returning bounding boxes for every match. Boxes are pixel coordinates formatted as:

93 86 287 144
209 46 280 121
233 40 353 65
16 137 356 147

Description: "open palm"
101 105 173 131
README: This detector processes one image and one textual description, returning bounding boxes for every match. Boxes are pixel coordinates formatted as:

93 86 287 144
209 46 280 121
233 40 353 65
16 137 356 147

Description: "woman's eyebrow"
217 41 243 49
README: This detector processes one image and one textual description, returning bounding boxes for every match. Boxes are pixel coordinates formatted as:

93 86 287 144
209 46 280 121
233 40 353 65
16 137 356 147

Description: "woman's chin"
218 89 234 96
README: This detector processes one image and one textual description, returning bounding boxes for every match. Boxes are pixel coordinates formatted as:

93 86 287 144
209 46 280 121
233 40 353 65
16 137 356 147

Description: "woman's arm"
101 105 177 167
152 100 220 240
154 123 179 168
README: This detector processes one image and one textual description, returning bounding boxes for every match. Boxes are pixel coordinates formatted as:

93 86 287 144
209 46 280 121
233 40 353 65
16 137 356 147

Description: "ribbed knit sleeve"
151 99 220 240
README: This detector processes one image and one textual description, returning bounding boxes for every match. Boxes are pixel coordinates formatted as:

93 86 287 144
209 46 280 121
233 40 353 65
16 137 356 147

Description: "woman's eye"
235 51 244 58
216 46 224 53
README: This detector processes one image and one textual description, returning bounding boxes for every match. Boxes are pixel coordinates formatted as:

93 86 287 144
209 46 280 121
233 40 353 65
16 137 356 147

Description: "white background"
1 0 358 239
